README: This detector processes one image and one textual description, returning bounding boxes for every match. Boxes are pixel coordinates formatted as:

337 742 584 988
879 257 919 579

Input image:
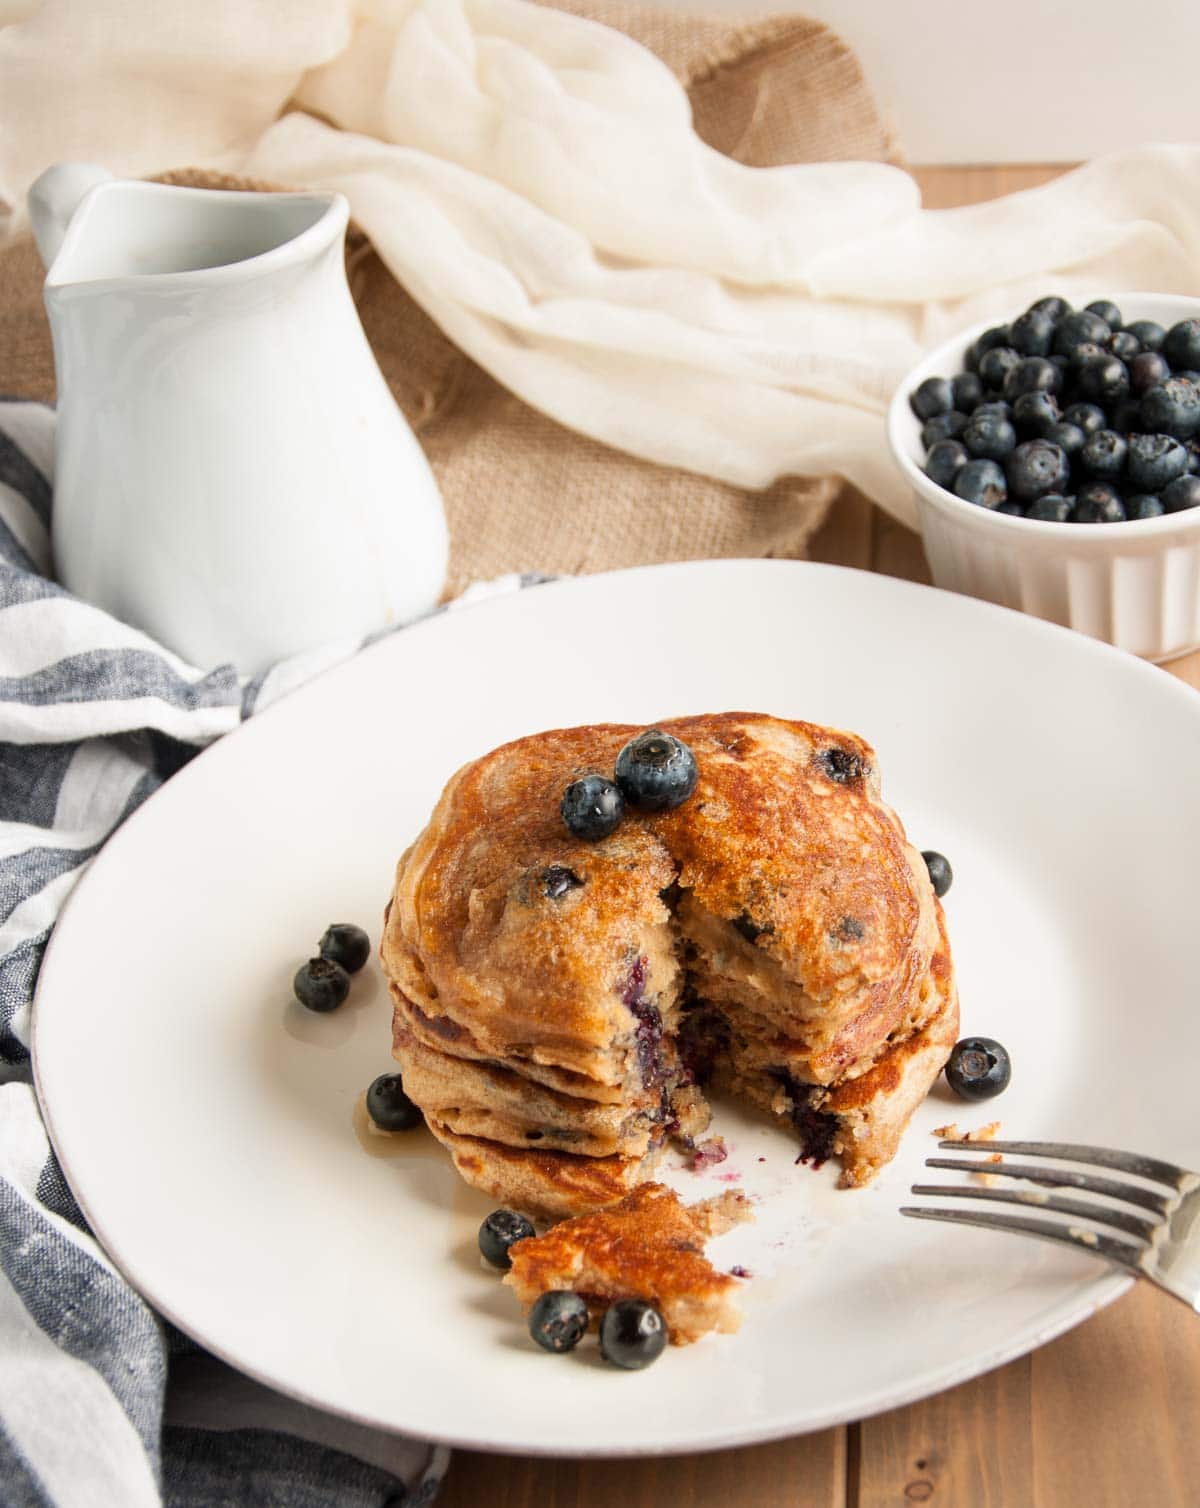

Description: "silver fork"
900 1138 1200 1310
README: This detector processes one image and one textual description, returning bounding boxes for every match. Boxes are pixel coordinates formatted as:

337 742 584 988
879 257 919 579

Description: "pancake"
381 712 958 1214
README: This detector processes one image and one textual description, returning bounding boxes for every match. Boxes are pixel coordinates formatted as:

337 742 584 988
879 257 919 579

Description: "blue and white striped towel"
0 397 542 1505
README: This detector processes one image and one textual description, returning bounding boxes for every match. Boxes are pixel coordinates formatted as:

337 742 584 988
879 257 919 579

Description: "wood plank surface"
439 161 1200 1507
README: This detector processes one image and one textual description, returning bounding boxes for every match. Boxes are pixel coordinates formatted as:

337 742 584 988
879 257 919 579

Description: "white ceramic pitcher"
28 164 448 675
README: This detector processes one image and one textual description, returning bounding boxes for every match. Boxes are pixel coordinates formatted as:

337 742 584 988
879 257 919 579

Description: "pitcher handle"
28 163 113 269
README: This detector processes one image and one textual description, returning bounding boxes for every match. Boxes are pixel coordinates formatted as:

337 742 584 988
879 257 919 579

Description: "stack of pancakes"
381 712 958 1219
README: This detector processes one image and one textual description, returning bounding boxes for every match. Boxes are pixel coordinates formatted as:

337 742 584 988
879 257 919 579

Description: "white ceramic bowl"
887 293 1200 662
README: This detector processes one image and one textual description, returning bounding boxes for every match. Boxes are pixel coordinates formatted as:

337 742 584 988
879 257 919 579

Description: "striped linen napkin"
0 397 538 1505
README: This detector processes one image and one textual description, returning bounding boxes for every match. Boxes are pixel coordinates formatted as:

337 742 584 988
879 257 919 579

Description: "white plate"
33 560 1200 1457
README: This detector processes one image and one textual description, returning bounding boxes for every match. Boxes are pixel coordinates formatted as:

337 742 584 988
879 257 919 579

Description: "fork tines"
899 1137 1193 1274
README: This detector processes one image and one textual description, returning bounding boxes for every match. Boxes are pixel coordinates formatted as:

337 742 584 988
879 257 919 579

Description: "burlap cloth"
0 3 898 598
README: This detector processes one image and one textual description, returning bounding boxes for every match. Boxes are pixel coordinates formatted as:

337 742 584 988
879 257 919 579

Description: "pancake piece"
504 1183 752 1345
381 712 958 1214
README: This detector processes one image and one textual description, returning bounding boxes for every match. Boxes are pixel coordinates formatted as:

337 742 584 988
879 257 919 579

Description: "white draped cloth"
3 0 1200 525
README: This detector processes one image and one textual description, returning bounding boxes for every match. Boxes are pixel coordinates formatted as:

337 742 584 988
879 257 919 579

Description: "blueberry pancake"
380 712 958 1217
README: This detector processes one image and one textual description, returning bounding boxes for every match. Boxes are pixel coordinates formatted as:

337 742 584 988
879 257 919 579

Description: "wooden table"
438 164 1200 1508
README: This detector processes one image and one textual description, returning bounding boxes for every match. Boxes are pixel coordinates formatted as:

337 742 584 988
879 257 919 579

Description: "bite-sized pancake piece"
504 1183 752 1345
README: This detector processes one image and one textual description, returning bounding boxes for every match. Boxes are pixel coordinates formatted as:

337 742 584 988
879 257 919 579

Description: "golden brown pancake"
381 712 958 1214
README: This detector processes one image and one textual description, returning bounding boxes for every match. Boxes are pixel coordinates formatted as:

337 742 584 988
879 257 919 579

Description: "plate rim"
31 556 1184 1454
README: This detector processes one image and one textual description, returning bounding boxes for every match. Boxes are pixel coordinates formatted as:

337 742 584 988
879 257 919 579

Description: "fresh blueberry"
963 413 1016 460
1074 354 1130 407
599 1298 668 1370
996 502 1026 515
1163 475 1200 513
1080 429 1127 480
1065 340 1107 376
1164 318 1200 373
542 864 584 900
922 851 953 897
945 1036 1012 1101
1106 330 1141 361
953 459 1007 508
479 1209 536 1270
1125 320 1166 353
1011 390 1060 436
1130 350 1171 396
1003 356 1062 401
924 439 969 489
319 923 371 974
1126 494 1166 520
1006 440 1070 501
910 376 955 421
1043 421 1085 460
1026 493 1073 522
1073 482 1126 523
615 730 699 812
1028 296 1071 320
527 1290 590 1354
1085 299 1123 329
972 400 1012 421
1109 397 1144 435
1126 433 1188 491
1053 309 1112 358
1009 310 1055 357
921 411 969 448
1063 402 1106 436
952 372 985 412
561 775 624 840
293 956 351 1012
1188 439 1200 475
967 325 1012 373
366 1072 422 1131
978 346 1020 390
1141 377 1200 439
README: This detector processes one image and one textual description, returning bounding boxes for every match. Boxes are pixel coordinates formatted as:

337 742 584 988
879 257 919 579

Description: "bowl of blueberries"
887 293 1200 661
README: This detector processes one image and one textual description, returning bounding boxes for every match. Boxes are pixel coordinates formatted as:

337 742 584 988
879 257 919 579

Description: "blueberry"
1163 475 1200 513
1065 340 1107 376
479 1209 536 1270
996 502 1026 516
945 1036 1012 1101
967 325 1012 373
978 346 1020 390
1026 493 1073 522
543 864 584 900
615 730 699 812
1080 429 1127 479
561 775 624 840
1063 402 1106 436
528 1290 590 1354
293 956 351 1012
1107 330 1140 361
1009 310 1055 357
910 377 955 421
599 1298 668 1370
924 439 969 489
972 401 1012 421
1011 390 1060 436
963 413 1016 460
1073 482 1126 523
1126 494 1166 520
1125 320 1166 353
1085 299 1123 329
1003 357 1062 402
952 372 984 412
1043 421 1085 460
366 1072 422 1131
953 459 1007 508
1130 350 1171 396
1188 439 1200 475
1028 296 1071 320
1142 377 1200 439
1108 397 1144 435
1053 309 1112 357
1126 433 1188 491
922 850 953 897
1164 318 1200 372
1074 354 1130 407
819 746 867 783
1006 440 1069 501
318 923 370 974
921 411 969 448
